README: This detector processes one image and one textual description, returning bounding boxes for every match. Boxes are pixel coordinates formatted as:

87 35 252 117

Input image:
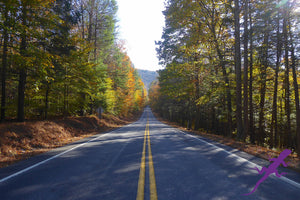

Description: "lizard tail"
242 175 266 196
242 183 260 196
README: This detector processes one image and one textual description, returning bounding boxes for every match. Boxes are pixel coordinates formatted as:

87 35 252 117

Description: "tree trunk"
258 62 267 146
45 84 50 119
194 66 201 131
283 9 291 147
81 2 85 40
63 65 69 116
1 5 9 122
249 2 255 144
17 3 28 122
221 59 232 137
94 14 98 61
258 27 269 145
88 0 94 43
212 22 232 137
289 22 300 153
18 68 27 122
234 0 243 140
271 12 282 149
243 0 249 139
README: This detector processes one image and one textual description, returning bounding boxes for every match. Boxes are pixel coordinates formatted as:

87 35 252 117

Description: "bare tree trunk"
220 58 232 137
18 3 28 122
1 5 8 122
271 14 282 149
283 8 291 147
289 22 300 153
258 26 269 145
63 65 69 116
44 84 50 119
81 1 85 40
249 2 255 144
211 20 232 137
88 0 94 43
194 65 201 131
214 41 232 137
94 14 98 61
234 0 243 140
243 0 249 139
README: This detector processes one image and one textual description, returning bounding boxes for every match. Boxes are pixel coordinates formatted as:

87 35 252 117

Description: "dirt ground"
0 113 141 168
153 113 300 173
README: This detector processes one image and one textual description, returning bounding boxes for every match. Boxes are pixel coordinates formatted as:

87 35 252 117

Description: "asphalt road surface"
1 107 300 200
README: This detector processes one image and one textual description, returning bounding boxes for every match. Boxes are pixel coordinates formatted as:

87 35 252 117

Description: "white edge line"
0 123 134 184
177 129 300 189
0 133 105 184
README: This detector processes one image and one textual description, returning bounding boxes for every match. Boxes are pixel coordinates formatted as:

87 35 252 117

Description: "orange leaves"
106 48 146 117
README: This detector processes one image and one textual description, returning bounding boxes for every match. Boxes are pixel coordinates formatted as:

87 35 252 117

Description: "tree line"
150 0 300 154
0 0 147 122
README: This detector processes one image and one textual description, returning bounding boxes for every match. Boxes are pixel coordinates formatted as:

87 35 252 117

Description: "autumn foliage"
152 0 300 155
0 0 146 121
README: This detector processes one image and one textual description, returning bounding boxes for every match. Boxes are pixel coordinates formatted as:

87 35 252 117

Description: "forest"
150 0 300 155
0 0 147 122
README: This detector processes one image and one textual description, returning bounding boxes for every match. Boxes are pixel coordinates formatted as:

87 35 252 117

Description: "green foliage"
0 0 146 120
152 0 300 149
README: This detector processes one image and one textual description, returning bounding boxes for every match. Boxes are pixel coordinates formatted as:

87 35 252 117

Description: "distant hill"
137 69 158 91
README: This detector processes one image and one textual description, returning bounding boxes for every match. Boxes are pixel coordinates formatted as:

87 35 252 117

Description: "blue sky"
116 0 165 71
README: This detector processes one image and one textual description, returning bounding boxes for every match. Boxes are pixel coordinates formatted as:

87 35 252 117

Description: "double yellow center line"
136 115 158 200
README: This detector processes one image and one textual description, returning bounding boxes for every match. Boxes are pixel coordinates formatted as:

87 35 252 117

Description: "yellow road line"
136 121 147 200
136 115 158 200
147 118 158 200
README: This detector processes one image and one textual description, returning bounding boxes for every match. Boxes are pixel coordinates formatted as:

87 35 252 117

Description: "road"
0 107 300 200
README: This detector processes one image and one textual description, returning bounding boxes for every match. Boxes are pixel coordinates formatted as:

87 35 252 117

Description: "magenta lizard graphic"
243 149 291 196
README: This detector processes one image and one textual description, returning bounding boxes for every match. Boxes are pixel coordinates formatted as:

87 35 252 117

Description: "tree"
243 0 249 140
0 1 13 121
234 0 243 140
248 0 255 144
288 1 300 154
270 5 282 148
17 0 29 122
155 0 300 152
157 0 235 134
13 0 57 121
0 0 145 121
283 4 291 147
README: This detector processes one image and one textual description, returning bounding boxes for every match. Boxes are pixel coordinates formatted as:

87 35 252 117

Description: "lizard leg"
282 161 289 167
248 167 260 173
248 166 267 174
256 166 267 174
268 155 272 161
275 170 287 177
268 154 277 162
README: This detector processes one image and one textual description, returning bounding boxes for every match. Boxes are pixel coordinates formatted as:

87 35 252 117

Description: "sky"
116 0 165 71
